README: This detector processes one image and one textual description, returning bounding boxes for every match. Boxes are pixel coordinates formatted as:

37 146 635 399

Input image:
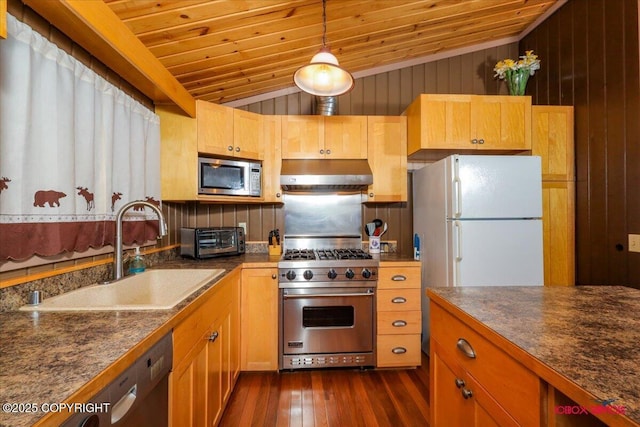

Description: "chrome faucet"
114 200 168 281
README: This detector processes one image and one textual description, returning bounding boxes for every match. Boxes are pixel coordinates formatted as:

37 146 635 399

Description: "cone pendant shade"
294 48 354 96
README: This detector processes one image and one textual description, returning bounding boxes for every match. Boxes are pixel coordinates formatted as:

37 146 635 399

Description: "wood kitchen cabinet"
170 268 240 427
405 94 531 160
261 115 283 203
366 116 407 202
430 300 543 426
240 267 279 371
376 262 422 368
197 100 263 160
532 105 575 286
281 115 367 159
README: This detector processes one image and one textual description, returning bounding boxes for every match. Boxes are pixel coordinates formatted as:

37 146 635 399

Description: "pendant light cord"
322 0 327 48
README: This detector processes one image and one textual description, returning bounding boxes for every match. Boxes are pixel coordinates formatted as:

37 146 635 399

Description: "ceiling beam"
23 0 196 117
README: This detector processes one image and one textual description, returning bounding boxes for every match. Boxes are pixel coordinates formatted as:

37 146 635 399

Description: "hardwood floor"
220 353 430 427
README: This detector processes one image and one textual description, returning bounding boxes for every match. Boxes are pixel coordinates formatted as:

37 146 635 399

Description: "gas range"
278 247 378 288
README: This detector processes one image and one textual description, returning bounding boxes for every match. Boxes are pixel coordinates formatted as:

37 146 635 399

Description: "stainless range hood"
280 159 373 192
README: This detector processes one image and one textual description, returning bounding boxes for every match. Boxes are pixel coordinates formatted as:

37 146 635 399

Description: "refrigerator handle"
453 159 462 217
454 220 462 286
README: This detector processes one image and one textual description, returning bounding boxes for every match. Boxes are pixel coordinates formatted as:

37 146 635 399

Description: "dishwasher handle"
111 384 137 424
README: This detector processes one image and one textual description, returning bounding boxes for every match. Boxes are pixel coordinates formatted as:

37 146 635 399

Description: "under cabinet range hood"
280 159 373 192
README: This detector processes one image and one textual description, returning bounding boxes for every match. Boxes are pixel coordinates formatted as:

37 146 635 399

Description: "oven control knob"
286 270 296 281
303 270 313 280
327 269 338 280
345 269 355 279
362 268 372 279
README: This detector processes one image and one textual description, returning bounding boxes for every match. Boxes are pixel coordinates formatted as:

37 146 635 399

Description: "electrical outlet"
238 222 247 234
629 234 640 253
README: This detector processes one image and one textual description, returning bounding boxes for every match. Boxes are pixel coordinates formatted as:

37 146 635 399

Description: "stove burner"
283 248 373 261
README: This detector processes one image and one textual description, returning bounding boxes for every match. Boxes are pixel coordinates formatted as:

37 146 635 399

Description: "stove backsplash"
282 193 363 242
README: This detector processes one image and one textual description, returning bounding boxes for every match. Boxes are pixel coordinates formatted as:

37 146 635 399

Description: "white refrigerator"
414 155 544 353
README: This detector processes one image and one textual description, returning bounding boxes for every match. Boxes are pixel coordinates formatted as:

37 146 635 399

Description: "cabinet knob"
320 149 324 154
478 139 485 144
209 331 219 342
455 378 465 389
461 388 473 399
369 192 374 198
227 145 233 151
392 320 407 327
271 274 277 280
276 192 281 198
391 297 407 304
471 139 478 144
326 149 331 155
235 146 241 152
391 347 407 354
456 338 477 359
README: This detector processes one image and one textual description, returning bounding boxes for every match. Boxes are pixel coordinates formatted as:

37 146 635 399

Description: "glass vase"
506 69 530 96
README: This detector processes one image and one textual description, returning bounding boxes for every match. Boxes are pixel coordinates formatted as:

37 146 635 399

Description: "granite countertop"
428 285 640 426
0 252 415 426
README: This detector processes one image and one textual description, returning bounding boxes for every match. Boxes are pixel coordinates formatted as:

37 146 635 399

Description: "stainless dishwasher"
61 332 172 427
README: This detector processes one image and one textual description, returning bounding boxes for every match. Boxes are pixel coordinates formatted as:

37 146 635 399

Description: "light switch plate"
238 222 247 235
629 234 640 253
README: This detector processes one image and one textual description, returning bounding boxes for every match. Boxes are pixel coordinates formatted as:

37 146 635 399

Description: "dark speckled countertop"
0 254 274 427
428 285 640 426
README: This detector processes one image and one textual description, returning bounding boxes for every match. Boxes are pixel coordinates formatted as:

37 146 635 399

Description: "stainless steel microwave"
180 227 246 259
198 157 261 197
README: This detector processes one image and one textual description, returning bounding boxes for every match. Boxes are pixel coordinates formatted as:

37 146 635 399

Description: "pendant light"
293 0 354 96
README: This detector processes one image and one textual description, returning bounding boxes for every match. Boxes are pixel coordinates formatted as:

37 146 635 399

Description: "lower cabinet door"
170 336 208 427
431 344 519 427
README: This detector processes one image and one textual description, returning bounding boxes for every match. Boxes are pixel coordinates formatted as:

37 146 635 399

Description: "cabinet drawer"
377 334 421 367
378 267 421 289
430 303 541 425
377 310 421 334
377 288 421 311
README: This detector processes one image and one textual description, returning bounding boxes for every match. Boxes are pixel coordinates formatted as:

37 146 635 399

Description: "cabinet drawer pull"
209 331 219 342
391 297 407 304
456 338 476 359
392 320 407 327
391 275 406 281
455 378 465 389
461 388 473 399
391 347 407 354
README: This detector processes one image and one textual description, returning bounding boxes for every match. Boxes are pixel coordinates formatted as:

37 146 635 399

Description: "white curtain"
0 14 161 261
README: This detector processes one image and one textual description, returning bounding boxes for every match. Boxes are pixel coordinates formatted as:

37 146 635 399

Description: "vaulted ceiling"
103 0 561 106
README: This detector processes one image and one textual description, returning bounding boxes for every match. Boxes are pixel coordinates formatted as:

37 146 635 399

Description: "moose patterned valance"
0 15 161 262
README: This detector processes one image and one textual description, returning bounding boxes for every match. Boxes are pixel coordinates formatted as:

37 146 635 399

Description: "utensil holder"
369 236 381 254
268 244 282 256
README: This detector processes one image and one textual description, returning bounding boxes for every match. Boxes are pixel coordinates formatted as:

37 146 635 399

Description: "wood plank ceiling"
104 0 560 105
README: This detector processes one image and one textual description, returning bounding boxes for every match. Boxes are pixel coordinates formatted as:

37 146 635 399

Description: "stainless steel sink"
19 269 225 311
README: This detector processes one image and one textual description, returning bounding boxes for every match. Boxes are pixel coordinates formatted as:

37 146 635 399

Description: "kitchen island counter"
428 285 640 426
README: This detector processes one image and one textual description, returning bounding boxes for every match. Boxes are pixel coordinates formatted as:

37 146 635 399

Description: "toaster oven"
180 227 245 259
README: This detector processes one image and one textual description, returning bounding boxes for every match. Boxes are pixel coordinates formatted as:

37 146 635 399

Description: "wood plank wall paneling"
521 0 640 288
167 43 518 258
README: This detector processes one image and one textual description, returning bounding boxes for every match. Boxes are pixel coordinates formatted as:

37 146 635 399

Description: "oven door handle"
282 290 374 298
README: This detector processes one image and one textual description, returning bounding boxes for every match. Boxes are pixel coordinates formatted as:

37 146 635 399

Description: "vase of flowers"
494 51 541 96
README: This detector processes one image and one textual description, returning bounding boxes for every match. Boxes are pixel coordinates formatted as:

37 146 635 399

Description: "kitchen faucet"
114 200 168 281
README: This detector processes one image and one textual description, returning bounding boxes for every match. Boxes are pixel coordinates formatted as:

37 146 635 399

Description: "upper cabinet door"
474 96 531 150
281 116 324 159
324 116 368 159
197 100 234 156
366 116 407 202
531 105 574 181
234 109 263 160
